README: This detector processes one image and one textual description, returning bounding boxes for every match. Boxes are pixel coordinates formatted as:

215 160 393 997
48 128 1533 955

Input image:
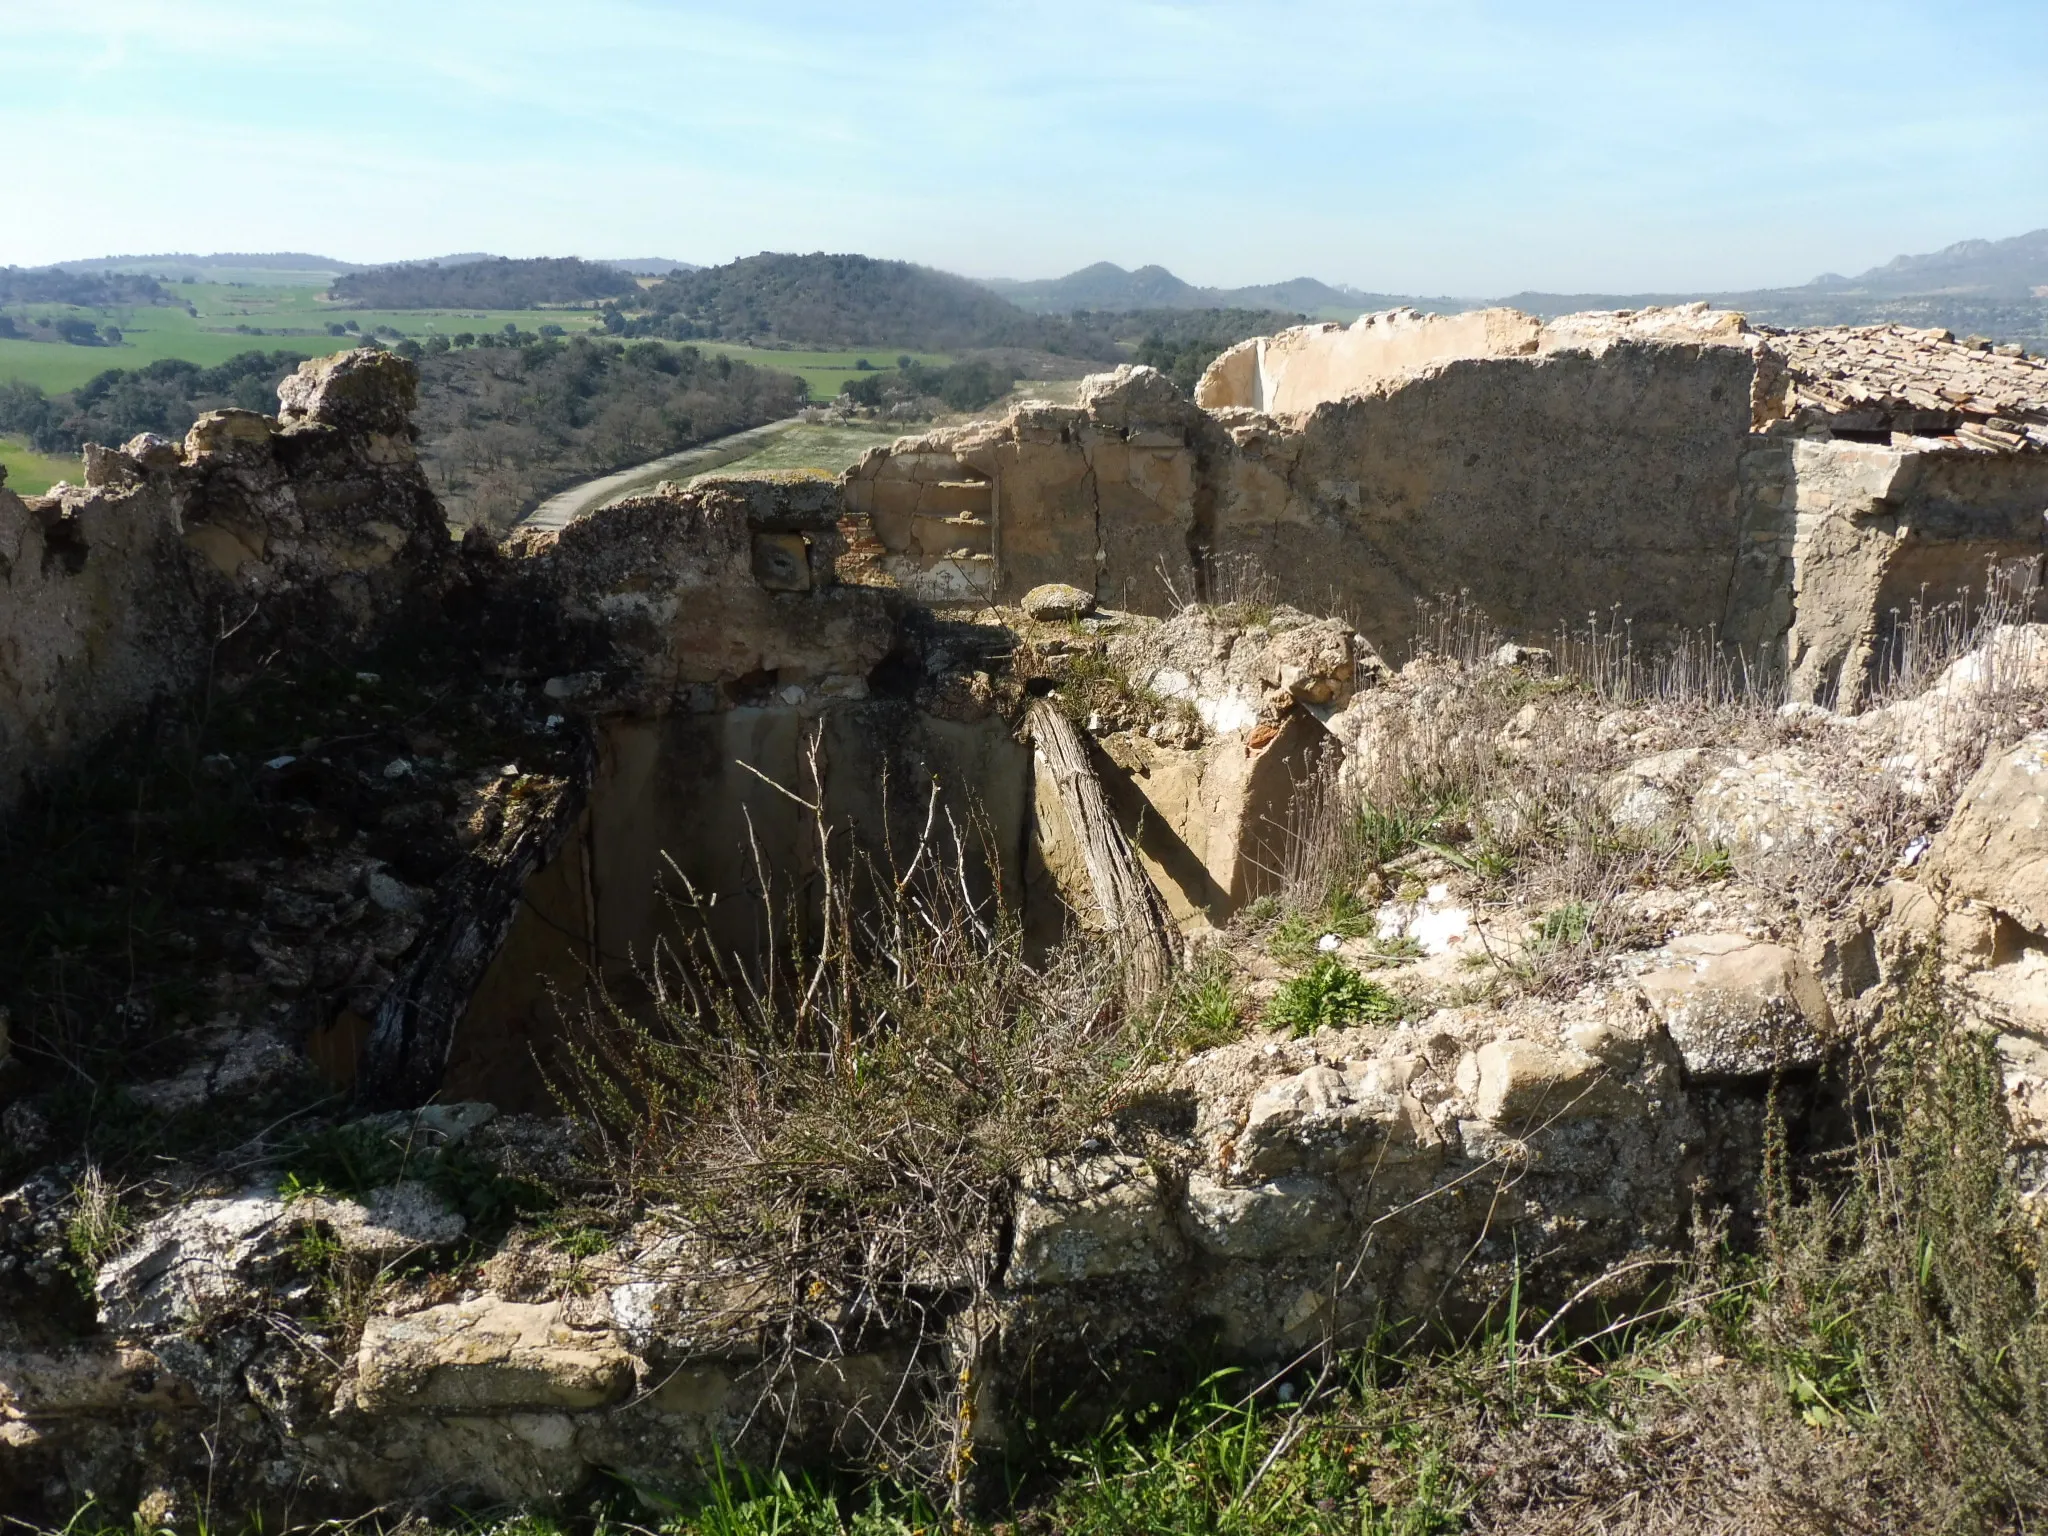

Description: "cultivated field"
689 342 954 401
706 420 908 478
0 281 610 394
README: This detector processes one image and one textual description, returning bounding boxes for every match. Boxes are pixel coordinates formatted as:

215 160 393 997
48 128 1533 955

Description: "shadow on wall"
445 703 1032 1110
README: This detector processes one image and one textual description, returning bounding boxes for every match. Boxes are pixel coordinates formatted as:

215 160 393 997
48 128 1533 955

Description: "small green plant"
1356 801 1440 868
62 1166 132 1288
281 1122 412 1198
1172 959 1246 1051
1530 900 1593 953
1267 958 1406 1036
1683 841 1733 881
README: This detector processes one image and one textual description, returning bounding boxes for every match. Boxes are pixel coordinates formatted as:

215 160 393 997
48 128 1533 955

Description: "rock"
605 1227 781 1362
0 1345 193 1418
355 1296 631 1414
751 532 812 592
1471 1038 1621 1124
364 867 425 914
295 1181 466 1259
1112 605 1370 734
1691 750 1845 857
125 1024 305 1115
1636 934 1831 1078
1600 747 1707 831
119 432 181 470
0 1100 47 1156
1074 365 1191 430
1925 730 2048 937
1007 1154 1181 1286
1233 1060 1439 1181
1184 1173 1345 1258
275 348 419 436
1858 628 2048 797
1022 583 1096 622
96 1194 290 1331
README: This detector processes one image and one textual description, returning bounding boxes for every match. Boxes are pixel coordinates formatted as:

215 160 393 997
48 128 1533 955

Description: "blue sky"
5 0 2046 294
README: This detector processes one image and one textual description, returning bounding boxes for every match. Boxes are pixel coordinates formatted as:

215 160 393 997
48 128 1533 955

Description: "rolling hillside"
618 252 1122 355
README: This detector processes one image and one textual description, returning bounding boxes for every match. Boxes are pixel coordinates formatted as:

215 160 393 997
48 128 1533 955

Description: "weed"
61 1166 132 1291
1267 959 1406 1036
281 1122 412 1199
1171 957 1245 1052
1682 840 1733 882
1529 900 1593 953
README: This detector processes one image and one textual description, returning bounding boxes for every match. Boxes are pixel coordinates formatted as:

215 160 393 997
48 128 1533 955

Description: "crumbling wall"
446 475 1028 1108
1196 305 1543 412
850 313 2048 693
452 704 1032 1109
851 337 1763 654
1727 439 2048 707
1193 302 1750 415
0 350 451 813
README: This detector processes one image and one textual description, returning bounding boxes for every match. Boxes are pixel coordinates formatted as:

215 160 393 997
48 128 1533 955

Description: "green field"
0 280 964 403
690 342 953 401
0 281 611 394
0 435 77 495
706 421 909 478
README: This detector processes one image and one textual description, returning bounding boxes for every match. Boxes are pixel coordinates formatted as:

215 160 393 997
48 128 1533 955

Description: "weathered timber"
1027 698 1175 1005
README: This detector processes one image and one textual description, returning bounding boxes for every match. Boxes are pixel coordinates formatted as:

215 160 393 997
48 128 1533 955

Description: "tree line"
328 257 640 310
0 268 169 307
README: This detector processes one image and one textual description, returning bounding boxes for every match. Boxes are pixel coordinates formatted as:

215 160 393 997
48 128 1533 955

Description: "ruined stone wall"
1194 302 1750 416
1207 340 1762 650
0 350 452 812
1196 306 1542 412
1727 439 2048 706
850 338 1766 655
849 317 2048 691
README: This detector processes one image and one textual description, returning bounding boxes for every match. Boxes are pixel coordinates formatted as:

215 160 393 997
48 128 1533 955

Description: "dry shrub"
1281 596 1778 969
1869 558 2043 707
557 754 1176 1496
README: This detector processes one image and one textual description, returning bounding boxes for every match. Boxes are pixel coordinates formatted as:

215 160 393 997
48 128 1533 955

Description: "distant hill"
1819 228 2048 298
0 267 169 306
1496 227 2048 347
621 252 1121 355
983 261 1448 317
48 252 366 284
331 256 641 310
602 258 701 276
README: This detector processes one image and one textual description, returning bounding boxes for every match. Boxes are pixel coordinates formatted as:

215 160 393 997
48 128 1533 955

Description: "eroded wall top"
1195 301 1753 415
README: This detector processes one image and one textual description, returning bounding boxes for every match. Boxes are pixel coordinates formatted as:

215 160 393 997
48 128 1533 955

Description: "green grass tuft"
1267 958 1407 1037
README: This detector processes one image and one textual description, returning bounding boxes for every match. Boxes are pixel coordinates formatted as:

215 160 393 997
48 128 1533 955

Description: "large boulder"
1926 730 2048 937
1636 934 1832 1078
1691 750 1845 857
275 348 419 437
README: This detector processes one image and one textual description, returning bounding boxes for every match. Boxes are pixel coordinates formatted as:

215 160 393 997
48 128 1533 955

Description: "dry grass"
557 743 1191 1501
